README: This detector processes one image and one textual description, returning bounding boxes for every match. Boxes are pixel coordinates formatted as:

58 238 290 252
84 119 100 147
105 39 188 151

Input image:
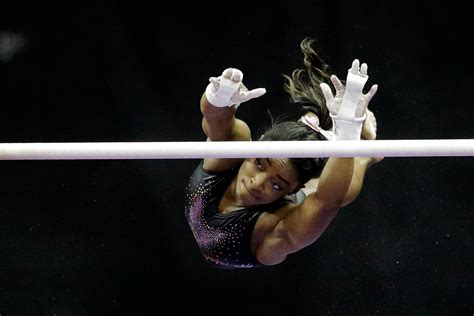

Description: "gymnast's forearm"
341 157 371 206
314 157 354 211
200 93 239 141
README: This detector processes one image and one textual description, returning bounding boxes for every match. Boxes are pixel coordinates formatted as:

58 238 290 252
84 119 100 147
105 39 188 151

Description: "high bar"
0 139 473 160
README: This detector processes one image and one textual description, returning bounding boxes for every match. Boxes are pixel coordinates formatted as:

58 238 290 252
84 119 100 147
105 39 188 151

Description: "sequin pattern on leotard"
184 161 264 269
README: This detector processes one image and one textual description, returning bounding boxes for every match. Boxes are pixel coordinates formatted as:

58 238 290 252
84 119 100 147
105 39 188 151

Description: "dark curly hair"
259 37 334 184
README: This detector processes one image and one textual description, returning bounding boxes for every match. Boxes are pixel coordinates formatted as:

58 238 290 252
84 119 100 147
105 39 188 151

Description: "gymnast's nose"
250 173 266 192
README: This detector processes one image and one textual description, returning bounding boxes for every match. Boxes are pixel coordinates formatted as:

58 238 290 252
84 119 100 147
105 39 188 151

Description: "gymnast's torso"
184 161 303 269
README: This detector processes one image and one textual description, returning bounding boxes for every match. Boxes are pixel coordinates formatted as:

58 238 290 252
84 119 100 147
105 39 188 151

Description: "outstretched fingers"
249 88 267 98
350 59 360 74
240 88 266 101
320 82 336 114
330 75 344 94
349 59 369 77
360 63 368 76
364 84 378 103
320 83 334 102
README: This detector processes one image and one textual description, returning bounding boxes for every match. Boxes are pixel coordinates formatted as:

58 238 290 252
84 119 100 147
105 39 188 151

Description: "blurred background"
0 1 472 315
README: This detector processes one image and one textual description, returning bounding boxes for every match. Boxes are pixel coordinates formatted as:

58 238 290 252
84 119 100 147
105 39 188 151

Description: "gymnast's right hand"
205 68 266 108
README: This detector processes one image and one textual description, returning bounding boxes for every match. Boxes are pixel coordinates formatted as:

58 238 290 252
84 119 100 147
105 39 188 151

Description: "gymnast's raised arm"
256 59 379 265
200 68 266 171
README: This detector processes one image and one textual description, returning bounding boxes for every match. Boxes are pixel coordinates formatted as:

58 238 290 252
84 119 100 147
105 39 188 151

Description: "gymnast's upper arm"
256 195 339 265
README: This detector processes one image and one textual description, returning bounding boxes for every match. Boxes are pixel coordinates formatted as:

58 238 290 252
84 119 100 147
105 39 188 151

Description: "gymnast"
184 37 382 269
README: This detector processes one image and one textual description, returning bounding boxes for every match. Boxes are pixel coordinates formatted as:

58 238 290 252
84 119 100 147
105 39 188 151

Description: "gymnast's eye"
272 182 283 191
255 158 263 170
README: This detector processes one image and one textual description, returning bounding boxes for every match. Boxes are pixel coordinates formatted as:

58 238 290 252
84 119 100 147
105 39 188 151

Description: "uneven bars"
0 139 472 160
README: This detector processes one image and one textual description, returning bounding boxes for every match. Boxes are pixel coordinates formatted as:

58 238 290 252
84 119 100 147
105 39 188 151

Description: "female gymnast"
185 37 382 269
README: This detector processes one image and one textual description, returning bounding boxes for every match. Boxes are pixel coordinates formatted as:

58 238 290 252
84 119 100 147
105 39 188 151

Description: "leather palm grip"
205 76 240 108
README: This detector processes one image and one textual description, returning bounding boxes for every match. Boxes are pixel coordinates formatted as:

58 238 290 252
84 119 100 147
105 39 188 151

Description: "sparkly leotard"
184 161 305 269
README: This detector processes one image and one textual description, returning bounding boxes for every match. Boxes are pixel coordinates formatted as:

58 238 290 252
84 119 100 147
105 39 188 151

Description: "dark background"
0 1 473 315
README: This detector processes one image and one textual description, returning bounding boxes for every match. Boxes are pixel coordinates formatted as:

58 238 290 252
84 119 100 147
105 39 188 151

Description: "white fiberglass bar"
0 139 473 160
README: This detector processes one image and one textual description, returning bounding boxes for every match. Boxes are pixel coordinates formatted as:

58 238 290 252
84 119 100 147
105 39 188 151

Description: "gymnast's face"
235 158 301 206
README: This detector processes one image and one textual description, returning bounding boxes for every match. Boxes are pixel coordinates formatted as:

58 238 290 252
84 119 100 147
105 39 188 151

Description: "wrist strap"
338 71 368 120
205 76 240 108
330 113 366 141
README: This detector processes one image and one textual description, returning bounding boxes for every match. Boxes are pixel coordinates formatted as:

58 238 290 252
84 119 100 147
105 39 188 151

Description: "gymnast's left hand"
361 109 378 140
320 59 378 119
362 109 384 164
